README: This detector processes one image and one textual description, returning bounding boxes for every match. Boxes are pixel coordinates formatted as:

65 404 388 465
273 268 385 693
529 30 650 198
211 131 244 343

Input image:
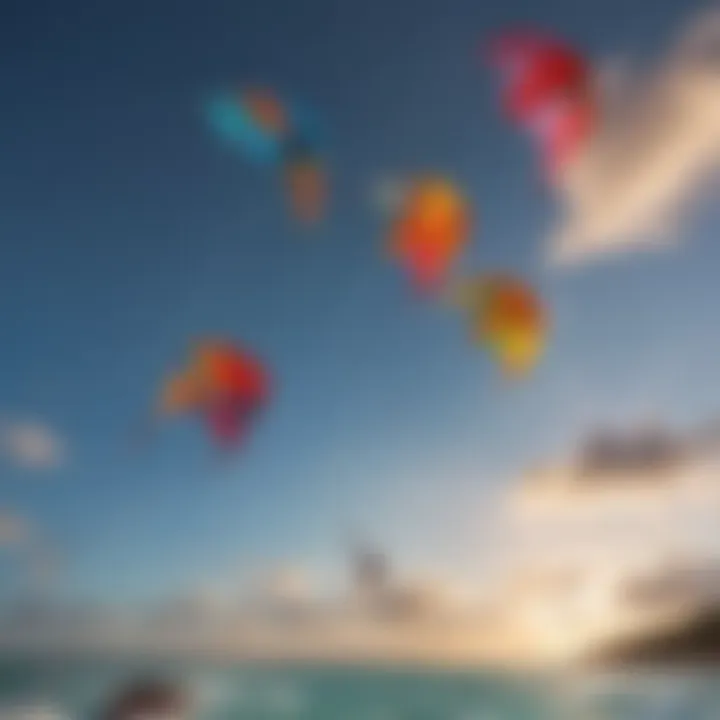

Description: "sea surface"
1 660 720 720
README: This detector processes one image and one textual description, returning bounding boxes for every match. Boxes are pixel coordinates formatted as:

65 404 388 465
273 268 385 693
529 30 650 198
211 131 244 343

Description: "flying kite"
487 30 595 179
282 130 327 225
386 176 471 293
205 87 327 223
452 274 547 377
156 340 271 449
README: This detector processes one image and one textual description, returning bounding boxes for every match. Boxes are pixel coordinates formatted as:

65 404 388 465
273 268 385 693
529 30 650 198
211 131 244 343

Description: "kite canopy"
159 373 204 416
387 177 471 293
157 340 271 449
454 274 547 377
206 89 287 165
205 87 328 223
487 30 595 178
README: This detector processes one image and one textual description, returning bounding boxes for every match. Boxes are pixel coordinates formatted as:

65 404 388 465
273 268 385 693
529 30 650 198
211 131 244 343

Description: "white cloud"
550 10 720 266
0 419 66 470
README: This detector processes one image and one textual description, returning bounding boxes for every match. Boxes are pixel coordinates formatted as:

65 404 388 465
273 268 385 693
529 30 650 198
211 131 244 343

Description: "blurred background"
5 0 720 717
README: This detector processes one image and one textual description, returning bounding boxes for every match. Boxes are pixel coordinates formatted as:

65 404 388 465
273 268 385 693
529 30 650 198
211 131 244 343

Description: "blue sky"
2 0 720 604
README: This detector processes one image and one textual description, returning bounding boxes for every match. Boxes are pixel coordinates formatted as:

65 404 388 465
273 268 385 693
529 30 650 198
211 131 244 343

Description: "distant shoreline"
0 643 536 674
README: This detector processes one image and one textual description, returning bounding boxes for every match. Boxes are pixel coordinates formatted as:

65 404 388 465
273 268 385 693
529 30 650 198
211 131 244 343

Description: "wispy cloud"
550 10 720 266
0 418 67 471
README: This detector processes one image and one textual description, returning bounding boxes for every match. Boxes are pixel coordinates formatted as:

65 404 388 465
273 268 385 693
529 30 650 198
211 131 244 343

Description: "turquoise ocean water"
1 661 720 720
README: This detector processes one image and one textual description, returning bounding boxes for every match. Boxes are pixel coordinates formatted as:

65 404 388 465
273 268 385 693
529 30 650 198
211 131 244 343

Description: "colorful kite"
453 274 547 377
205 87 327 223
156 340 271 449
387 176 471 293
487 30 595 179
282 130 327 225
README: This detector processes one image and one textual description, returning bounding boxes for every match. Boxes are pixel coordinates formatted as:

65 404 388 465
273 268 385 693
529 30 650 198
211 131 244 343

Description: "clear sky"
2 0 720 606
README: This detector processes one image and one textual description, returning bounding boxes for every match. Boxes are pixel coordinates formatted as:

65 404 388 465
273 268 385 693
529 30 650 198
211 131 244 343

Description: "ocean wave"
193 674 306 719
0 703 69 720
